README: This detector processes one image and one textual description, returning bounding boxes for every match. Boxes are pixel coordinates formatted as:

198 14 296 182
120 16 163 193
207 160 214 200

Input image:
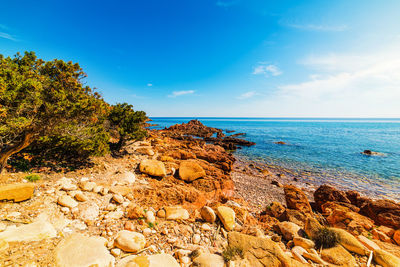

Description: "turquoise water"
150 117 400 200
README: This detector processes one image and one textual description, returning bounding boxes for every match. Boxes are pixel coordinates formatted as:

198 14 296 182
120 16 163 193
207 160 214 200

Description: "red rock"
359 199 400 229
393 230 400 246
284 185 312 214
314 185 351 210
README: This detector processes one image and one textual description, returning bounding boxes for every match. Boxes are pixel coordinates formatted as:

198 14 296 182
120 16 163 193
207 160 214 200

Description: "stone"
74 192 87 202
135 146 155 156
139 159 167 177
202 223 212 231
111 248 121 257
276 221 301 240
119 171 136 185
110 185 131 196
291 246 308 264
193 233 201 244
217 206 235 231
126 204 145 219
393 230 400 245
374 248 400 267
114 230 146 253
293 236 315 249
357 235 380 251
0 183 35 202
55 233 114 267
192 253 225 267
58 195 78 209
330 228 369 255
372 228 391 242
200 206 216 223
59 178 78 191
227 232 307 267
0 214 56 242
314 185 351 210
378 225 395 237
116 253 180 267
105 210 124 220
112 194 124 204
265 202 285 219
93 185 103 193
321 245 357 266
359 199 400 229
145 210 155 223
164 206 189 220
157 209 166 218
76 202 99 223
80 181 96 191
321 201 374 235
178 160 206 182
284 185 312 214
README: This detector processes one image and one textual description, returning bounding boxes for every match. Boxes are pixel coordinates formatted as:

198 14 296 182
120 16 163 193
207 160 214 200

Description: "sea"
150 117 400 201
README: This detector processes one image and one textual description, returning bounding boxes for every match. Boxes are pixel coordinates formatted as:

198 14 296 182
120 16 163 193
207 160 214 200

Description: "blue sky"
1 0 400 117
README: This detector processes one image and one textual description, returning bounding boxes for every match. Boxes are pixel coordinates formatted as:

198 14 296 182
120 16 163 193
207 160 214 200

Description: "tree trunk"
0 132 34 173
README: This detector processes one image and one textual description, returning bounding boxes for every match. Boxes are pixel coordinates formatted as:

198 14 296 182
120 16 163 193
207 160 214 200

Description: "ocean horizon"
150 117 400 201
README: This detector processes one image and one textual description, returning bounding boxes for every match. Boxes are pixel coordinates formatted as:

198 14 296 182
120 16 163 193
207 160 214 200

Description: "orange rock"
178 160 206 182
394 230 400 246
0 183 35 202
284 185 312 214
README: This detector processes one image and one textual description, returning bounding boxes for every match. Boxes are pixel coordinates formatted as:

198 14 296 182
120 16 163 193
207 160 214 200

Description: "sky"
1 0 400 117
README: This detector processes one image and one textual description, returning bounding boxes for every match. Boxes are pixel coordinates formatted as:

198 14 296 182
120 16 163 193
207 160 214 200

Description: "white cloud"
286 23 348 32
253 64 282 76
168 90 195 98
237 91 257 100
268 45 400 117
147 83 153 87
0 32 17 41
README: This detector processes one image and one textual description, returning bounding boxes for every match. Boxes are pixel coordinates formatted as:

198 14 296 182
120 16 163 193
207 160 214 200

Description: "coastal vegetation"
0 51 147 173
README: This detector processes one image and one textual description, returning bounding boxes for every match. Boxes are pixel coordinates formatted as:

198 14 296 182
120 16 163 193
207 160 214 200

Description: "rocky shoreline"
0 120 400 266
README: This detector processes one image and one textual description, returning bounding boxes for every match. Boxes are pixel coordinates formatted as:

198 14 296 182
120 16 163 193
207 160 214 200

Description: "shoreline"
231 153 400 209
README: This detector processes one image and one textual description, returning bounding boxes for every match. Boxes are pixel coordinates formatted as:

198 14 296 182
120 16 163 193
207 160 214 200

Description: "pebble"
112 194 124 204
143 228 152 235
58 195 78 208
193 234 201 244
74 192 88 202
110 248 121 257
146 211 156 223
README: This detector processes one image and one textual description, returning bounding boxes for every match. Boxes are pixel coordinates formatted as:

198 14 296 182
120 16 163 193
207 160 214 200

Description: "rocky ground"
0 121 400 267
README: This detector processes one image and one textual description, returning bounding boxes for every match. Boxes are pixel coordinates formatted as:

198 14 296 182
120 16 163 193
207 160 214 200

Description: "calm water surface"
150 117 400 200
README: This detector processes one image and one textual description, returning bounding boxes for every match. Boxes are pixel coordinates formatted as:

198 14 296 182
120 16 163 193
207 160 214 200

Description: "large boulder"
359 199 400 229
314 185 351 210
321 245 357 266
284 185 312 214
0 183 35 202
116 253 180 267
0 214 57 242
227 232 308 267
216 206 235 231
276 221 301 240
139 159 167 177
373 249 400 267
55 233 114 267
164 206 189 220
330 228 369 255
178 160 206 182
114 230 146 253
321 201 374 235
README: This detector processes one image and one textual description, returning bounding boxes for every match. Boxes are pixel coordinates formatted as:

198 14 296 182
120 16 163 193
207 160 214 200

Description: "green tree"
0 52 109 173
108 103 148 150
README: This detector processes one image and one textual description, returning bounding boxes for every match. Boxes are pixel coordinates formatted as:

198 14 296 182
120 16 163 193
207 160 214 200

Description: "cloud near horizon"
168 90 195 98
253 64 282 76
258 44 400 117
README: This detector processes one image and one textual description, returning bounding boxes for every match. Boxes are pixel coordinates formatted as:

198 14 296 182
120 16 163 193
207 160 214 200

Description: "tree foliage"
108 103 148 150
0 51 110 172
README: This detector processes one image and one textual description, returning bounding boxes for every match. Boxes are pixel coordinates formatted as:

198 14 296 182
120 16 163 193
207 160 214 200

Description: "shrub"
25 173 40 182
313 227 340 249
